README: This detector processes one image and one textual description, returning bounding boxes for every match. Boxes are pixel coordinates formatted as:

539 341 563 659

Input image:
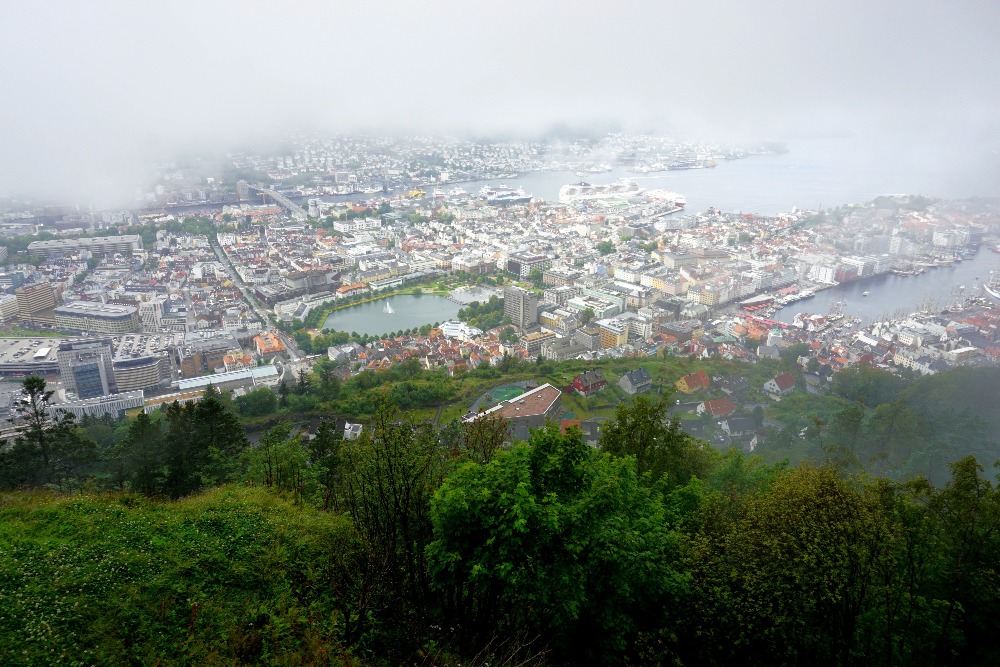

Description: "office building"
54 301 139 334
15 282 56 320
503 286 538 329
57 338 117 398
27 235 144 259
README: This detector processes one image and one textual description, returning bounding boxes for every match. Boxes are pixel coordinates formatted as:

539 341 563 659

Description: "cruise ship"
644 189 687 208
558 179 645 204
480 184 532 205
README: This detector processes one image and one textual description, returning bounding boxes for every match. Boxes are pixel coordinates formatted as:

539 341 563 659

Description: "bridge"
256 188 308 220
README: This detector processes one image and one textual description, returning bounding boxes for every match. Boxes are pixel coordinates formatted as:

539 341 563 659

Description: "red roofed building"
697 397 737 418
764 372 796 396
254 332 287 357
675 370 710 394
464 383 563 442
571 369 607 396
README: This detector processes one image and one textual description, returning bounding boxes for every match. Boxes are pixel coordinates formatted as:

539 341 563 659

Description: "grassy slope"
0 488 362 667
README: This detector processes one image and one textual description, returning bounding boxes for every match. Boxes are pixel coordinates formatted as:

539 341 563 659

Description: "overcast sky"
2 0 999 203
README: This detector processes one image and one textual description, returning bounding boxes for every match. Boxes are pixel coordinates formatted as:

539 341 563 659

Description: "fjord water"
774 249 1000 325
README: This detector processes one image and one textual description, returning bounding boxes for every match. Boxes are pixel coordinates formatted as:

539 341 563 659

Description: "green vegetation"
456 294 508 330
1 361 999 664
0 487 360 666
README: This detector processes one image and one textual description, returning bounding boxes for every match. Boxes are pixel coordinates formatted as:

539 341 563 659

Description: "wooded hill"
0 363 999 664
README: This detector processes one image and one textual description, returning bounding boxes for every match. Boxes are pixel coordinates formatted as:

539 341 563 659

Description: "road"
211 240 304 361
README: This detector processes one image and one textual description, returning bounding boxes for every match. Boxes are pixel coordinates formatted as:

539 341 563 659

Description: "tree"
235 387 278 417
120 412 164 496
244 421 312 504
681 464 895 666
597 240 615 255
579 306 595 325
0 376 96 490
339 398 446 648
428 424 687 662
600 394 716 490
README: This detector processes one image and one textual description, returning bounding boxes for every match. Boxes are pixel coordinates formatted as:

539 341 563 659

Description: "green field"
487 385 525 403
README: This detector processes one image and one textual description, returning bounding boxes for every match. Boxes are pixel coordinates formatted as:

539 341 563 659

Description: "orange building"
675 370 710 394
254 332 287 357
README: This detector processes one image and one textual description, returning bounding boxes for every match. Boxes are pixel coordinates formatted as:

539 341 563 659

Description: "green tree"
682 464 894 666
579 306 595 325
597 240 615 255
235 387 278 416
120 412 164 496
599 394 716 490
428 424 687 662
339 399 446 651
0 376 96 490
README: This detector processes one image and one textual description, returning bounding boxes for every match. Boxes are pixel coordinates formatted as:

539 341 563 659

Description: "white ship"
985 270 1000 302
643 189 687 208
383 301 394 314
479 184 532 205
558 179 645 204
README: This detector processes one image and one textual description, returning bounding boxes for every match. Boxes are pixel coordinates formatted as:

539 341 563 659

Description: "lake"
322 294 460 336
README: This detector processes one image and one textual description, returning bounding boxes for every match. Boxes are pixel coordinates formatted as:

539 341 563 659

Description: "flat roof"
466 383 562 422
174 365 279 391
55 301 137 317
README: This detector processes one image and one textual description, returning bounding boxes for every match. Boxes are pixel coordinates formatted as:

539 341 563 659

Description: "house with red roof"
696 397 737 418
764 372 796 396
675 370 710 394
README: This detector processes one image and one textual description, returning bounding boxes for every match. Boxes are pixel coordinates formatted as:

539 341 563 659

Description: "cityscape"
0 131 996 439
3 1 1000 665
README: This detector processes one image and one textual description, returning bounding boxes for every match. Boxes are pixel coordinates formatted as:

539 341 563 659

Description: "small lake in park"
321 294 461 336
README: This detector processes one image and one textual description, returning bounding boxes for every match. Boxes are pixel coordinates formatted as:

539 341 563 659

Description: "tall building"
57 338 117 399
15 282 56 321
503 286 538 329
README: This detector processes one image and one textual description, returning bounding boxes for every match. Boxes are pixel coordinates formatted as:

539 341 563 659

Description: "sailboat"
383 301 394 314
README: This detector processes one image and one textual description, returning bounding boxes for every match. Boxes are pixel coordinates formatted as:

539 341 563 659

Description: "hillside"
0 488 361 666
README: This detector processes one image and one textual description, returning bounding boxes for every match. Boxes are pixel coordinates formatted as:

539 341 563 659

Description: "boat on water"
383 301 394 314
862 291 869 296
558 178 645 204
644 189 687 208
479 184 532 205
433 188 446 198
448 187 468 197
985 271 1000 302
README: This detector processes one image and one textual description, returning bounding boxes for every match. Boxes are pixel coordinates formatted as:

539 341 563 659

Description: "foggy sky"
2 0 999 204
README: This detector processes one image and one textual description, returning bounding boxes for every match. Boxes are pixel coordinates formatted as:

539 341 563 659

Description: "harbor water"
774 249 1000 325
